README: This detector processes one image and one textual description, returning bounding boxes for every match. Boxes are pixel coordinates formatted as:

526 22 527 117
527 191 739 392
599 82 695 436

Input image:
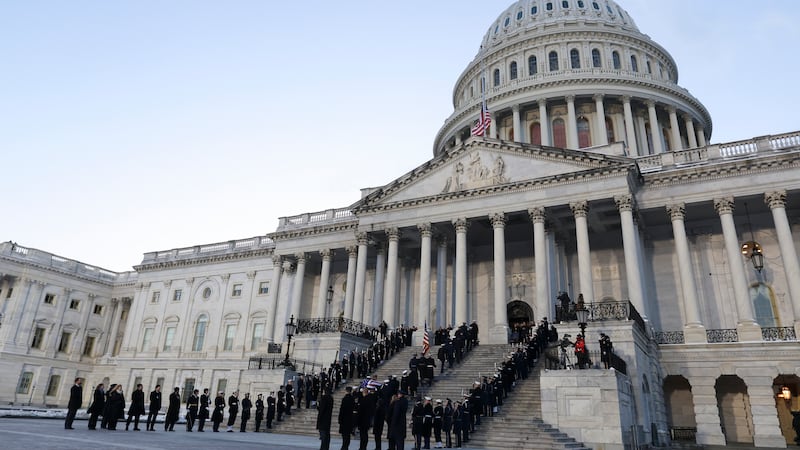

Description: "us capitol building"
1 0 799 448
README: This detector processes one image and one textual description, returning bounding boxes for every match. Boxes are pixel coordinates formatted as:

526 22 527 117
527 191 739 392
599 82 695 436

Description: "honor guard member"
240 392 252 432
266 391 276 429
186 389 199 431
254 394 265 432
164 387 180 431
226 390 239 432
87 383 105 430
338 386 355 450
198 388 210 431
64 377 83 430
211 391 225 432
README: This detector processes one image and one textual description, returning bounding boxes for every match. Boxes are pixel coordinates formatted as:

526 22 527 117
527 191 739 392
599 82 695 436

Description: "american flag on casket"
359 378 383 390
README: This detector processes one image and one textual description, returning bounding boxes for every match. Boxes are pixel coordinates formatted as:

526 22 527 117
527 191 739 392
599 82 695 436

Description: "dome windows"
591 48 602 68
549 51 559 71
592 1 600 10
504 17 511 27
630 55 639 72
646 60 652 74
510 61 518 80
612 51 621 69
570 49 581 69
493 68 501 86
517 11 524 20
562 1 569 9
577 0 585 8
529 55 538 75
546 2 554 12
531 5 538 14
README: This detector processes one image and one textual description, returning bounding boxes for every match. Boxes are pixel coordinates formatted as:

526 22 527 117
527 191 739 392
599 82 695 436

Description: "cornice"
642 152 800 189
267 220 359 241
0 255 117 288
133 248 275 273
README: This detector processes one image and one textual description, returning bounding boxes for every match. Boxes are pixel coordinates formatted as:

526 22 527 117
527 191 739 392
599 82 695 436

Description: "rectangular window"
232 284 242 297
183 378 195 403
141 328 153 351
58 332 72 353
31 327 46 349
6 287 13 298
46 374 61 397
44 293 55 305
156 377 165 389
192 320 206 352
258 282 269 295
163 326 176 351
216 379 227 396
172 289 182 302
16 372 34 394
83 336 95 356
223 324 236 351
93 304 104 315
69 299 80 310
251 323 265 350
151 291 160 303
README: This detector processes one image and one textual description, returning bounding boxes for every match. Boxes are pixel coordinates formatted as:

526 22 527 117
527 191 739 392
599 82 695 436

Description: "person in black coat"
186 389 199 431
107 384 125 430
164 387 180 431
240 392 252 432
198 388 210 432
226 391 239 432
146 385 161 431
125 384 145 431
64 377 83 430
277 389 286 421
254 394 264 432
101 384 115 429
266 392 276 429
211 391 225 432
373 395 386 450
388 391 408 450
87 383 105 430
338 387 355 450
411 398 424 450
432 399 443 449
316 387 334 450
357 388 376 450
442 399 454 449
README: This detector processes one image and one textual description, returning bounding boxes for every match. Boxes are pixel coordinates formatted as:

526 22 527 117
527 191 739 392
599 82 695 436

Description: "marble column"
529 207 549 322
352 232 369 323
489 112 497 139
615 195 647 320
740 371 788 448
667 106 682 151
104 298 123 357
697 128 707 147
383 228 401 327
683 114 698 148
418 224 433 329
372 245 386 326
570 201 595 303
512 105 522 143
453 218 469 325
435 238 447 328
290 253 308 322
646 100 663 154
566 95 579 149
265 255 282 342
622 96 638 156
593 94 608 145
316 249 333 318
538 99 551 146
714 197 761 339
490 213 509 343
765 191 800 333
666 204 706 343
343 246 358 319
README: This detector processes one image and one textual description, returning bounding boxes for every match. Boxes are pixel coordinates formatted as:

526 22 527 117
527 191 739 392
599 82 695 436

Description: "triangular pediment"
355 138 634 212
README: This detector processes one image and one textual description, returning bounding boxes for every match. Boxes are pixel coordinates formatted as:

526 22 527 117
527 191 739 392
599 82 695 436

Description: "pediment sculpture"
442 151 508 193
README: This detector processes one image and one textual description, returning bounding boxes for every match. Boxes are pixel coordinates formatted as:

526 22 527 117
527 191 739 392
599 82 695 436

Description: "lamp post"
279 315 297 370
741 202 765 273
575 306 589 338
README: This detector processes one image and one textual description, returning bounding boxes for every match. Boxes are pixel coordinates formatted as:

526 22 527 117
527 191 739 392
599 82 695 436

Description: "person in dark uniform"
198 388 210 432
211 391 225 432
411 397 424 450
107 384 125 431
240 392 252 432
254 393 264 432
125 383 145 431
452 400 463 448
226 390 239 432
432 399 443 449
317 386 334 450
357 387 376 450
266 391 276 429
64 377 83 430
87 383 105 430
422 397 434 449
186 389 199 431
277 389 286 421
599 333 613 369
442 399 454 449
373 394 386 450
285 381 295 416
338 386 355 450
146 385 161 431
164 387 180 431
388 390 408 450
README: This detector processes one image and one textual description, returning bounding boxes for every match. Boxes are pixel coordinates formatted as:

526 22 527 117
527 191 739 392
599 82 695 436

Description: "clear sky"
2 1 798 272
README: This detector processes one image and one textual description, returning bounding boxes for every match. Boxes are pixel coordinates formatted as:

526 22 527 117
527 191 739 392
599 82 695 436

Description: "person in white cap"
433 399 444 448
422 396 434 449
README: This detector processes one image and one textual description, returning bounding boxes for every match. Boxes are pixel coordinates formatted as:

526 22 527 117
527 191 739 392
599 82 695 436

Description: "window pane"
529 122 542 146
553 118 567 148
46 375 61 396
577 118 592 148
164 327 176 350
251 323 265 350
193 318 207 351
592 49 601 68
17 372 33 394
549 51 559 71
224 324 236 351
528 56 538 75
570 49 580 69
83 336 95 356
141 328 153 351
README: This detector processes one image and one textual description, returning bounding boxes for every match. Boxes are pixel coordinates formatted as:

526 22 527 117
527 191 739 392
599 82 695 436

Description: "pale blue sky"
1 1 798 272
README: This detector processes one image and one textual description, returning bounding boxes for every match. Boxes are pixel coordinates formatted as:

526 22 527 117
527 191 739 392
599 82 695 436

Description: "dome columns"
593 94 609 146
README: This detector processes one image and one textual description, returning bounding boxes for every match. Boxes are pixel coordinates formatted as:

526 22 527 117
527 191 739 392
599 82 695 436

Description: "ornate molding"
417 223 433 238
452 218 470 233
713 197 734 215
355 232 369 246
441 151 508 193
346 245 359 258
489 212 506 228
666 203 685 221
528 207 546 224
765 190 787 209
294 252 308 263
385 227 401 241
614 194 634 213
272 255 282 267
246 271 256 280
319 249 333 260
570 201 589 218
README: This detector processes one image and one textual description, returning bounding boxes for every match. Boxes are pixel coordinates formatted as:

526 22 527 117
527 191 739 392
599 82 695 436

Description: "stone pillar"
453 218 469 326
455 134 462 146
688 375 726 445
316 249 333 318
740 371 787 448
383 228 400 327
646 100 664 154
490 213 509 343
714 197 761 340
418 224 433 329
666 204 706 343
489 112 497 139
435 238 447 328
265 255 282 342
622 96 638 156
512 105 521 143
615 194 647 320
566 95 579 149
372 245 386 326
104 298 123 357
765 191 800 334
593 94 608 145
570 201 595 304
538 99 551 146
684 115 698 148
352 232 369 323
697 127 707 147
529 207 550 322
342 246 358 321
667 106 682 151
290 253 307 322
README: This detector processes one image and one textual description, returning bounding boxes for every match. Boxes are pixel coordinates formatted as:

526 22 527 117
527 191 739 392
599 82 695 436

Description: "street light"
741 202 765 273
279 315 297 370
575 305 589 338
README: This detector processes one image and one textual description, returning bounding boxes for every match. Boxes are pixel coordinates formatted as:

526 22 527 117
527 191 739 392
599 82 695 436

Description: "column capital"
666 203 685 220
570 201 589 218
355 232 369 246
373 242 386 254
282 260 295 273
452 218 470 233
417 223 433 238
122 297 132 306
489 212 506 228
346 245 359 258
765 190 787 209
110 298 120 306
682 113 694 122
666 105 677 114
713 197 735 215
621 95 632 104
512 104 520 113
537 98 548 107
272 254 282 267
436 236 448 248
319 248 334 260
565 94 576 103
528 207 546 224
645 99 656 108
614 194 634 212
592 93 604 102
246 271 256 280
385 227 401 241
185 277 195 286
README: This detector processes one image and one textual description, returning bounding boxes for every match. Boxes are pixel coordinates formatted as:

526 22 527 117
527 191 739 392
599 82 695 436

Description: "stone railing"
705 329 738 343
139 236 275 265
276 207 356 231
295 317 378 341
762 326 797 341
653 330 685 345
654 327 796 344
555 300 647 335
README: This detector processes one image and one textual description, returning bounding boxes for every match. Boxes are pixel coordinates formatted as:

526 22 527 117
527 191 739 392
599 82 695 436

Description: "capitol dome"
433 0 712 158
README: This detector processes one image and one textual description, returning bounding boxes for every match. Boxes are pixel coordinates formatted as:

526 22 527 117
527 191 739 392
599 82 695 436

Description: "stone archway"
773 374 800 445
716 375 754 444
507 300 533 328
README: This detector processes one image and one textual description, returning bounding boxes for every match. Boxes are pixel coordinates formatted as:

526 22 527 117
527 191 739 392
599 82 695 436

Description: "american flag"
422 321 430 355
360 378 383 390
470 102 492 137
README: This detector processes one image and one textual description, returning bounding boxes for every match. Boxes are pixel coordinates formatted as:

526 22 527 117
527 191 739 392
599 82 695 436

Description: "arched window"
549 51 559 71
493 68 501 87
510 61 518 80
591 49 601 68
750 283 777 327
552 118 567 148
529 122 542 145
577 117 592 148
192 315 208 352
646 60 652 74
570 49 580 69
605 116 615 143
528 55 538 75
630 55 639 72
612 51 621 69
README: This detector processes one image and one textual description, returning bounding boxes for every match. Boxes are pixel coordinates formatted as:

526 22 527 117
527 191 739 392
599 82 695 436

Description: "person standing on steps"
125 383 145 431
388 390 409 450
146 385 161 431
266 391 276 429
338 386 355 450
226 390 239 432
240 392 252 432
317 386 334 450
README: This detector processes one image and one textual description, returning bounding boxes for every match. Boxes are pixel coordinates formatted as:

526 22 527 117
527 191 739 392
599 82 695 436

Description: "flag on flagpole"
422 321 430 355
470 102 492 137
